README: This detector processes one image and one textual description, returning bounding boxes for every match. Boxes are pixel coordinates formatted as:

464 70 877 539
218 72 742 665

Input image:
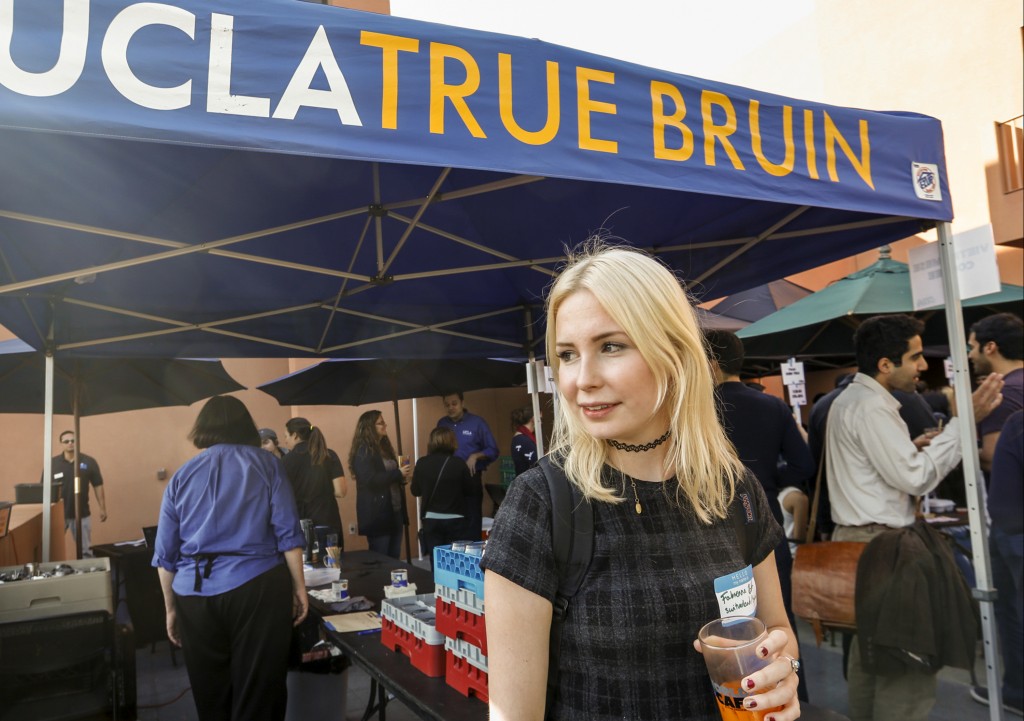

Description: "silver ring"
780 654 801 675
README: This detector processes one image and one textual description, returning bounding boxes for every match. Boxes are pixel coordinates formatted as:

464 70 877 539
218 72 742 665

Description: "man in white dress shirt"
827 314 1003 721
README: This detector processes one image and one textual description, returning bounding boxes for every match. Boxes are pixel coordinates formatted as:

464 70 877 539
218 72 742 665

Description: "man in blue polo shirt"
437 390 498 539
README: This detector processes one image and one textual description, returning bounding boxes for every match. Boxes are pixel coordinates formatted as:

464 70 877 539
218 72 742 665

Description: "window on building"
996 115 1023 193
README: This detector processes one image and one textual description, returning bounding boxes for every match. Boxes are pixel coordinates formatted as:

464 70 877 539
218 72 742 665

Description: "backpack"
537 455 758 717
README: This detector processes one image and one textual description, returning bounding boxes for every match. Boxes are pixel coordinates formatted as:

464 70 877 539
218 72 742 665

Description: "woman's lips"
579 402 616 419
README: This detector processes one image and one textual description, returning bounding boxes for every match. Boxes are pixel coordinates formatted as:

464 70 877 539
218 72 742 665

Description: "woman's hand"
738 629 800 720
293 586 309 626
283 547 309 626
165 607 182 647
693 628 800 720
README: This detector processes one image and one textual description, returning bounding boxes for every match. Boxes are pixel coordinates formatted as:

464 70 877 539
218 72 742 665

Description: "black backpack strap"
539 455 594 719
728 474 758 566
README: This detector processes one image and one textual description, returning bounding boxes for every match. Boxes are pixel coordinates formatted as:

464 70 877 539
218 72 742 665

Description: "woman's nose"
574 355 600 390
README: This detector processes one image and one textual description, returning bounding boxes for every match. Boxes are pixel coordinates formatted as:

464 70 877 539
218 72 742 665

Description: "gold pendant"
635 502 642 515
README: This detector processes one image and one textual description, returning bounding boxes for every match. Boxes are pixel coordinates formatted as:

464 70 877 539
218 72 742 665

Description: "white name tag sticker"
714 564 757 618
54 472 64 479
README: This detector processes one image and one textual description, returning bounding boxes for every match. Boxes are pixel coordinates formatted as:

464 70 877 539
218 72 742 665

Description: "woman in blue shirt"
153 395 307 721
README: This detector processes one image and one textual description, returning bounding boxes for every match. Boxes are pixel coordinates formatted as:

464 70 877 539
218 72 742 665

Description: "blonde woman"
481 243 800 720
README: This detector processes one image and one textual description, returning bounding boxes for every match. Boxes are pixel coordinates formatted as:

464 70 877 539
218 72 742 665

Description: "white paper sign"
781 358 805 386
908 225 1001 310
788 382 807 406
526 360 555 394
541 361 555 394
944 358 954 383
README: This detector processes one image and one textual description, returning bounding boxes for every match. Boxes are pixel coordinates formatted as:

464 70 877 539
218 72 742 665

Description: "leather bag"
792 540 865 641
790 441 865 644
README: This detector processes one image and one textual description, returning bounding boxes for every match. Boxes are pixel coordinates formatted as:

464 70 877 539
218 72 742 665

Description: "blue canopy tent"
0 0 1001 704
0 0 952 362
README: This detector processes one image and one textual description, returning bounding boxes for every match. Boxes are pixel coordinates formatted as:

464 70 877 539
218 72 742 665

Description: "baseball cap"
258 428 278 442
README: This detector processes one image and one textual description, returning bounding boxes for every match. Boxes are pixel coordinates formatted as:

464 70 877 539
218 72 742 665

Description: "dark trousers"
774 536 809 702
176 564 293 721
420 517 466 570
990 526 1024 707
464 478 483 540
366 528 402 559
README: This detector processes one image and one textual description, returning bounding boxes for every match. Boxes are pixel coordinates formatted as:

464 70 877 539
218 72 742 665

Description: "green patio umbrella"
737 247 1024 362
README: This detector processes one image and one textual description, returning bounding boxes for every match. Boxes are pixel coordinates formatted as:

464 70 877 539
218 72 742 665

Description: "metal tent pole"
391 396 412 564
936 221 1001 719
413 398 422 560
41 353 55 562
72 372 83 560
524 307 545 458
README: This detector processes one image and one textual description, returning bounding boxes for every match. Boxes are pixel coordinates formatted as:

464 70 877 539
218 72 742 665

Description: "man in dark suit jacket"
705 329 815 701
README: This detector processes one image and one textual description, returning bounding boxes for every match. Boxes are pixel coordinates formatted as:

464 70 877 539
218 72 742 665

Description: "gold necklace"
630 477 642 514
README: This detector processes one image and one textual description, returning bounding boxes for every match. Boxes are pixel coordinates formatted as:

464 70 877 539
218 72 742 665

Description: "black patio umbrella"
257 357 525 447
257 357 526 561
0 339 246 416
0 338 246 558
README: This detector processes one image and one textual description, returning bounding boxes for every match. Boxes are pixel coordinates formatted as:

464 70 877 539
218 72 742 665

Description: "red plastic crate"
445 647 489 702
435 597 488 655
380 617 446 677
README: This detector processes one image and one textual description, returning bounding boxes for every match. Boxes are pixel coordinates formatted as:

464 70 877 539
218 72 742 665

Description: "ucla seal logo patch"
912 162 941 201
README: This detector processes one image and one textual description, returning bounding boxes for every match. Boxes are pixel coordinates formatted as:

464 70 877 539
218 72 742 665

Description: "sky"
388 0 815 85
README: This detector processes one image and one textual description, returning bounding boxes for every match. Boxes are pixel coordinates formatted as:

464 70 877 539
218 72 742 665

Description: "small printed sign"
781 358 805 386
788 382 807 406
944 358 954 383
911 162 942 201
908 225 1000 311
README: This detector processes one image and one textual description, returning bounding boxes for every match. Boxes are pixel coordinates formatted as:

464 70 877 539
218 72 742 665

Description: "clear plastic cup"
698 616 780 720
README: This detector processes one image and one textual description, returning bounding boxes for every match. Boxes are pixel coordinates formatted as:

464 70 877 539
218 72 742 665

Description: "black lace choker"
607 429 672 453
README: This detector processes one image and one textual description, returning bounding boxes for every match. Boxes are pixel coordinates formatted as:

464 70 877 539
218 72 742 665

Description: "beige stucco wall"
713 0 1022 236
0 362 542 555
325 0 390 14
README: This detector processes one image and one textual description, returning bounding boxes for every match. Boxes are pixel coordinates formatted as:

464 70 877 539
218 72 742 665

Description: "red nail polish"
745 678 755 690
760 647 769 658
746 700 758 709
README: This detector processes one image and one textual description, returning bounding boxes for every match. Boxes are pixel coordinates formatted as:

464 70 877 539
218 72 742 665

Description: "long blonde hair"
545 242 743 523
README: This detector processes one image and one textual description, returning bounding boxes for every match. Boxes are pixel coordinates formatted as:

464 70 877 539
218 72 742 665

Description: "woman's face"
261 438 278 455
554 290 668 445
374 415 388 438
281 431 298 450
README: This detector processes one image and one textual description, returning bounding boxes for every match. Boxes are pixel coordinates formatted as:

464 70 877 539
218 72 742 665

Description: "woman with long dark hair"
349 410 410 558
281 417 346 546
411 427 475 569
153 396 307 721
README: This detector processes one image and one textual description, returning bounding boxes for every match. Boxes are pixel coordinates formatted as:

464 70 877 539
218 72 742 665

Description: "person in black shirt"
46 430 107 557
509 405 538 477
482 244 800 720
411 427 474 569
281 417 346 547
705 329 814 701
